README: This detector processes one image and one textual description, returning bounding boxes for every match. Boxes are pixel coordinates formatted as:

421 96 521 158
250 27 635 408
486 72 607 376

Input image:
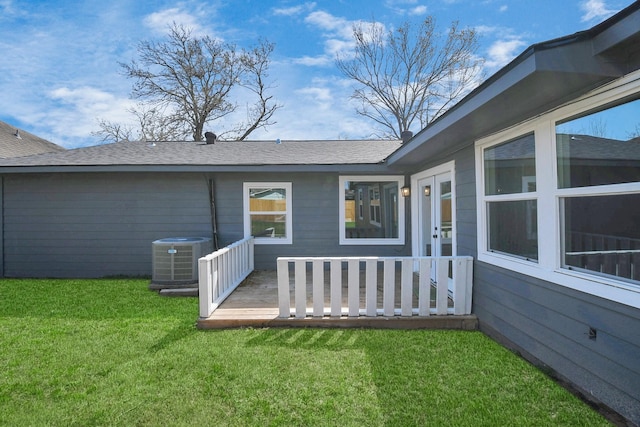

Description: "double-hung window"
483 133 538 261
476 70 640 307
243 182 292 244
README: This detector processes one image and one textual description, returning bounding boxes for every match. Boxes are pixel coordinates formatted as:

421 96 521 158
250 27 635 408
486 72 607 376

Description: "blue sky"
0 0 633 148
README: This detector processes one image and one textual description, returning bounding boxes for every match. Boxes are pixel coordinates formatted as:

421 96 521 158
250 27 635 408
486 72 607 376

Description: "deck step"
159 287 199 297
197 314 478 330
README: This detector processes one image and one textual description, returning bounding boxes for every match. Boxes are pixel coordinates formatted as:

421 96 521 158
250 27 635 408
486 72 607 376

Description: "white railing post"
330 259 342 317
462 257 474 315
400 259 413 316
312 260 324 317
294 260 307 318
383 259 395 316
417 258 431 316
365 259 377 317
435 259 449 315
198 257 213 318
277 258 290 318
347 259 359 317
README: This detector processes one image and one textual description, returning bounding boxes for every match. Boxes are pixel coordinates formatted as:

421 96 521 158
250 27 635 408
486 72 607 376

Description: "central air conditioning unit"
151 237 213 288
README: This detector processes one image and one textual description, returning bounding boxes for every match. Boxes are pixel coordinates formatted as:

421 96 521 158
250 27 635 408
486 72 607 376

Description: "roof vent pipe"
204 132 217 144
400 130 413 143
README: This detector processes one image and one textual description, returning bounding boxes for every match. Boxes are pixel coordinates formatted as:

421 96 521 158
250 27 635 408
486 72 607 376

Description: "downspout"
207 177 220 250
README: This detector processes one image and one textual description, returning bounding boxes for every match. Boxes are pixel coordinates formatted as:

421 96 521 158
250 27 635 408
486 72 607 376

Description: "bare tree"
93 119 135 144
93 103 189 143
97 24 280 143
220 40 281 141
336 17 483 139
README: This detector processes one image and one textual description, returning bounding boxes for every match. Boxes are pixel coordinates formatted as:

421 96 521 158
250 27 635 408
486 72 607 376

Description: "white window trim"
339 175 405 245
475 70 640 309
243 182 293 245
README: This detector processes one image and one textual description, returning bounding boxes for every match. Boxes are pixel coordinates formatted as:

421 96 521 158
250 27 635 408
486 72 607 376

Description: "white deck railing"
277 256 473 319
198 237 254 318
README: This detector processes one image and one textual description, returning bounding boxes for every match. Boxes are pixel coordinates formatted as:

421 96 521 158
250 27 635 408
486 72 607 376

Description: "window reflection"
484 133 536 195
344 181 399 239
249 187 288 239
557 98 640 188
562 194 640 283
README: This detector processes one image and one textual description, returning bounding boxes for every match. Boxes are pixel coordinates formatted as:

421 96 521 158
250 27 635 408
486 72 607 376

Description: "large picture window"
476 71 640 307
243 182 292 244
340 176 405 245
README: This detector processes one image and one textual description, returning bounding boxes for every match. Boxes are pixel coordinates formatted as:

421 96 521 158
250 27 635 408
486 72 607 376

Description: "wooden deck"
196 270 477 330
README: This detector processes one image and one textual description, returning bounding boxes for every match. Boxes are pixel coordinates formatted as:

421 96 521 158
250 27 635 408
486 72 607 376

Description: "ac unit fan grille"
151 237 212 287
152 245 194 282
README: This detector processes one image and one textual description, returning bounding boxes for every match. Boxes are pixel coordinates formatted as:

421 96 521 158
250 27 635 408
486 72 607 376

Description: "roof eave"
0 163 394 174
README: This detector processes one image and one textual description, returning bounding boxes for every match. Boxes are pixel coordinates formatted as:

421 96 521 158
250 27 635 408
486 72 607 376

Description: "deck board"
196 270 477 330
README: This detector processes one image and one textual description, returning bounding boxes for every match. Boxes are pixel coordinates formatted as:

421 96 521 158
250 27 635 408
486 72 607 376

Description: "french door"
413 164 455 286
418 172 452 258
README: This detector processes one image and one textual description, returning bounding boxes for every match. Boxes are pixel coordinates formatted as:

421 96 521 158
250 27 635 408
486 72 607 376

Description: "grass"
0 279 609 426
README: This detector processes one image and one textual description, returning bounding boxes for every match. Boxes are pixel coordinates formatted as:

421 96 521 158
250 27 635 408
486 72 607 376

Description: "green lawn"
0 279 609 426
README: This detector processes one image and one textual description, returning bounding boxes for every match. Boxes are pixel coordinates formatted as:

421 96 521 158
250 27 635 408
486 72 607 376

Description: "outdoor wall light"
401 186 411 197
424 186 431 197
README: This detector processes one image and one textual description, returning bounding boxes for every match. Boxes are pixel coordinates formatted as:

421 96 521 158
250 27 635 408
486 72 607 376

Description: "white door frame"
410 161 456 259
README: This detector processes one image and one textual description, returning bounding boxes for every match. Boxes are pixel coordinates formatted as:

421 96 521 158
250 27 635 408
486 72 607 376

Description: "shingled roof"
0 139 402 172
0 120 65 158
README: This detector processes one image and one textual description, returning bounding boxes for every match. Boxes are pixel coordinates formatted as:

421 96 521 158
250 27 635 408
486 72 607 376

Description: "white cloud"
272 2 316 16
299 11 355 65
383 0 429 16
474 25 500 35
293 55 332 66
484 37 528 70
409 5 428 16
304 11 354 39
0 0 19 17
499 5 508 12
301 10 386 66
580 0 616 22
143 6 209 36
45 86 135 144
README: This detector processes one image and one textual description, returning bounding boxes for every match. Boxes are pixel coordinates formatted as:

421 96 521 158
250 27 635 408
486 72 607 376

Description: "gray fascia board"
0 163 394 174
592 4 640 55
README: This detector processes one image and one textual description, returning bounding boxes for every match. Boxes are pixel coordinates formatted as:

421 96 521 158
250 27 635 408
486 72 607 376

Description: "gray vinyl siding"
2 172 213 278
0 176 3 277
1 171 408 277
474 262 640 423
426 143 640 424
453 145 477 259
212 172 410 270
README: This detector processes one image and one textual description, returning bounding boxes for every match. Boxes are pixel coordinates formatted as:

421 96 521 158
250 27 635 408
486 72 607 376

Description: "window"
556 99 640 188
562 194 640 283
340 176 405 245
243 182 292 244
476 71 640 307
557 98 640 284
483 133 538 261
